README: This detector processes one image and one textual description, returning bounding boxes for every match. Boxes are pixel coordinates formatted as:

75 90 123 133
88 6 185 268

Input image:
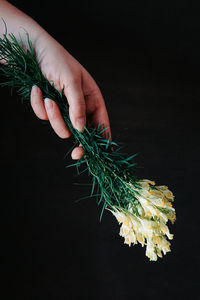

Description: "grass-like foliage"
0 32 176 261
0 32 139 218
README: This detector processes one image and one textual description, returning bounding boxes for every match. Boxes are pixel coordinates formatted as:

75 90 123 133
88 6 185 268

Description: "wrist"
33 30 67 62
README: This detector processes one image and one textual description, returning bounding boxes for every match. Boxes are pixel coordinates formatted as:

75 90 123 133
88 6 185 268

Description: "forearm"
0 0 53 53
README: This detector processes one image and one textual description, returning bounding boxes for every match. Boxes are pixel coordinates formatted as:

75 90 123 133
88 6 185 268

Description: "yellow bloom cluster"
110 179 176 261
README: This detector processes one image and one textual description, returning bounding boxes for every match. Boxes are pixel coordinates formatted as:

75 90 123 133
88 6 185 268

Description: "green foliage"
0 32 139 220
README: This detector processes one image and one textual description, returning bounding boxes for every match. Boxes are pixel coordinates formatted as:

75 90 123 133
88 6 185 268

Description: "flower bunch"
0 32 176 261
109 179 176 261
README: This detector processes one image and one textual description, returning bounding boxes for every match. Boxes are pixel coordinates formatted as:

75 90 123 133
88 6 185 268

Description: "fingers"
44 98 71 139
31 73 111 162
64 78 86 132
82 77 111 139
31 85 48 120
31 85 71 139
91 99 111 139
71 145 84 160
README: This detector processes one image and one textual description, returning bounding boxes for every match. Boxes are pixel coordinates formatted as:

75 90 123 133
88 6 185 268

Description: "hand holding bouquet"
0 32 176 261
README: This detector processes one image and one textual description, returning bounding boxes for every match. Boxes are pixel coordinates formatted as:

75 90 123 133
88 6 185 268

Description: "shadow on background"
1 1 200 299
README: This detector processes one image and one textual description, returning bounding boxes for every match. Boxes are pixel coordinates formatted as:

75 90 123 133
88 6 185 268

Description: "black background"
1 1 200 299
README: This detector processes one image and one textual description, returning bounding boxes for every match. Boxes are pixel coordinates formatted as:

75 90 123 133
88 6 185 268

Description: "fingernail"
44 98 53 110
76 117 86 132
71 151 79 160
32 85 39 96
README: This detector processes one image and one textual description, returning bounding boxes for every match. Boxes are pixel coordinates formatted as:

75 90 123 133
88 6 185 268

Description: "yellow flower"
108 178 176 261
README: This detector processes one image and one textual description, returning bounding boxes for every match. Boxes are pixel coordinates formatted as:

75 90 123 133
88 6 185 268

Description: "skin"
0 0 111 159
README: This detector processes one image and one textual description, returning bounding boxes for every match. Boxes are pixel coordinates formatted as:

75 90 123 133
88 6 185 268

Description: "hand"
30 35 111 160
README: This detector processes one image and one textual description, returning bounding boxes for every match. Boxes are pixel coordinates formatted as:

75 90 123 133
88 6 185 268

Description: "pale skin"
0 0 111 159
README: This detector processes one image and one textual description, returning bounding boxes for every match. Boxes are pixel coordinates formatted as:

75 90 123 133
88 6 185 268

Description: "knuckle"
47 104 57 121
50 111 59 122
77 98 86 109
75 106 86 119
70 98 86 115
65 76 80 89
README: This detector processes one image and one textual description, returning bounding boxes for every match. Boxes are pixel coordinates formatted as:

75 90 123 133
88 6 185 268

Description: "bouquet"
0 32 176 261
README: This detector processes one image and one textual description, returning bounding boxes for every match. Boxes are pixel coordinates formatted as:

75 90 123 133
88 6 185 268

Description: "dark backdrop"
1 1 200 299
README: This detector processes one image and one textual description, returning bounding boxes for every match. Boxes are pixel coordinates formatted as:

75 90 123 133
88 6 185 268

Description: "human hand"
30 35 111 160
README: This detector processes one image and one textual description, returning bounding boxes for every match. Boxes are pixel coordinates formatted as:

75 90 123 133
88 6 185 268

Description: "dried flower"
0 32 176 261
109 179 176 261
